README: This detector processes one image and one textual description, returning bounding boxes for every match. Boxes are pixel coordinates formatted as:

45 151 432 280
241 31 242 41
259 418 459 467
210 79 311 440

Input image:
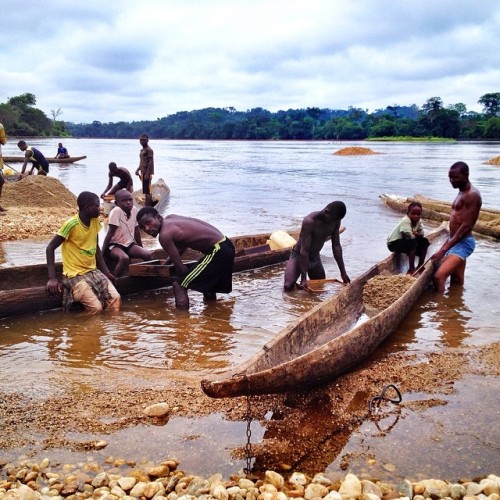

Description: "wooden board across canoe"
380 193 500 240
201 223 449 398
2 155 87 164
0 230 299 319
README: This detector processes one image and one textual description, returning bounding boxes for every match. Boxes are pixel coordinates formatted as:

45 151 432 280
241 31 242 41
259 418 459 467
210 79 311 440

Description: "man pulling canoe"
431 161 482 293
284 201 350 291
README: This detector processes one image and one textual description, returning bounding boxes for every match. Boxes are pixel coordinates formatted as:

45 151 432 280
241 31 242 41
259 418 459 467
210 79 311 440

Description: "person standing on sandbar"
135 134 154 207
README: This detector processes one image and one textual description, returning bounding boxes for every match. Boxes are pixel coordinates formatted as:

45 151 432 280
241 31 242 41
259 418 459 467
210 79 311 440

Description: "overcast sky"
2 0 499 124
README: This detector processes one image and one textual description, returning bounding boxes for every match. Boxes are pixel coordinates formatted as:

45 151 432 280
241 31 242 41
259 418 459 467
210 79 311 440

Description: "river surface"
0 139 499 479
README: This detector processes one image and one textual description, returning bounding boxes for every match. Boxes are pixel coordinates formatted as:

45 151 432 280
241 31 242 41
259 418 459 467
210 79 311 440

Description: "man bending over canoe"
101 162 133 199
46 191 121 314
431 161 482 293
137 207 235 310
284 201 350 291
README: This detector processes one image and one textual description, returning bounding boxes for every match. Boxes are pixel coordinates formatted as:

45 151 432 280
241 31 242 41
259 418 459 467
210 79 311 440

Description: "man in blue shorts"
136 207 235 309
431 161 482 292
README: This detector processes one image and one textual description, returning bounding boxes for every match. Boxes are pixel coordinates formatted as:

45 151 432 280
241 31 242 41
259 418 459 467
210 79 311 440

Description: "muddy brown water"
1 139 499 479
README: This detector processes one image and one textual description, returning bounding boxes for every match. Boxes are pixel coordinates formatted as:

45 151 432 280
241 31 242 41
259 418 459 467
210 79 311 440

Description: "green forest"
1 92 500 141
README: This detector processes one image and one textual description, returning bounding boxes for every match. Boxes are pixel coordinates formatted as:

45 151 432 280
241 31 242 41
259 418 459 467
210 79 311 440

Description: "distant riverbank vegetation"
1 92 500 141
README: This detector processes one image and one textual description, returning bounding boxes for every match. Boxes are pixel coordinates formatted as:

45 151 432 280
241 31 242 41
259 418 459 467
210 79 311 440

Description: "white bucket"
268 230 297 249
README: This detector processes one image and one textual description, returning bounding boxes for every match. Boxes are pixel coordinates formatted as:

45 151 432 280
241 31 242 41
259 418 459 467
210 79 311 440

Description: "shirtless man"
284 201 350 291
135 134 154 207
17 140 49 176
137 207 235 309
101 162 133 198
431 161 482 293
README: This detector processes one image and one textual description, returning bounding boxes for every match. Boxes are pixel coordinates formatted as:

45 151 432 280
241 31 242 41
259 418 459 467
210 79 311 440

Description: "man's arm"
101 174 113 197
144 151 154 178
101 224 118 255
160 231 188 277
46 235 65 294
331 224 350 283
20 151 30 176
432 192 482 261
134 226 143 247
95 240 115 281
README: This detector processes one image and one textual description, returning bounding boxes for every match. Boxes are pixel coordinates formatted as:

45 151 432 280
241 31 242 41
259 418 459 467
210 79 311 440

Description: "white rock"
118 477 137 491
324 491 342 500
481 480 500 496
289 472 308 486
210 483 229 500
362 494 382 500
305 483 329 499
361 480 383 498
339 473 362 499
451 483 467 499
144 402 170 417
266 471 285 490
420 479 450 499
312 474 333 487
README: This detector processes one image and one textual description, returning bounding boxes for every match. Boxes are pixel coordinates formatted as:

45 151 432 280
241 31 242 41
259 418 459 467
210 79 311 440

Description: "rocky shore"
1 456 499 500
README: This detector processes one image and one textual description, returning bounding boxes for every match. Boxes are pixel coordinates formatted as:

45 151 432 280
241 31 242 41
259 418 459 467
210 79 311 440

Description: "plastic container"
268 230 297 250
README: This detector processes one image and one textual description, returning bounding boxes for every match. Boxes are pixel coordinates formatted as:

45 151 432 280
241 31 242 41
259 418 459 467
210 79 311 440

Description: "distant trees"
1 92 499 140
0 93 68 137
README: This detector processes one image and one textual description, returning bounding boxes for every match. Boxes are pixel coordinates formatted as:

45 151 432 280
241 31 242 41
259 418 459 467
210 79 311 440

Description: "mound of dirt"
1 176 77 241
484 155 500 165
333 146 380 156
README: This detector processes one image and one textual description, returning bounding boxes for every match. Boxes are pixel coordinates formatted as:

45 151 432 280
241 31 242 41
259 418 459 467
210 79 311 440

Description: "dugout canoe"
0 230 299 319
201 223 449 398
380 193 500 240
101 178 171 215
2 155 87 164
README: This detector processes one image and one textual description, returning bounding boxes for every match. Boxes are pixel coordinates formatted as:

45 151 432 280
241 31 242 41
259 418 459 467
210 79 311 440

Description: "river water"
0 138 499 479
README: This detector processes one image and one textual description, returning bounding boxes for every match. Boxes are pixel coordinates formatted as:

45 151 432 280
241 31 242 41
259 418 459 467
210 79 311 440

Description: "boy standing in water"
387 201 430 275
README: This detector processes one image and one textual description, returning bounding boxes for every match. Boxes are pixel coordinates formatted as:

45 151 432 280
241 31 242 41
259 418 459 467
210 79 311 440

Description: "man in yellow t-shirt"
46 191 121 313
0 123 6 213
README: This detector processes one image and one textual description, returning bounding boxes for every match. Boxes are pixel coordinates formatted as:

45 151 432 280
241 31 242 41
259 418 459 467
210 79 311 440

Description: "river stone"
144 402 170 417
211 483 229 500
362 480 383 498
91 471 109 488
481 480 500 496
130 481 148 497
466 482 484 496
148 464 170 477
313 473 333 487
266 471 285 490
324 491 343 500
420 479 450 498
339 473 362 499
450 483 467 499
118 476 137 491
289 472 308 486
12 484 40 500
397 479 413 499
305 482 329 499
239 478 256 490
144 481 161 498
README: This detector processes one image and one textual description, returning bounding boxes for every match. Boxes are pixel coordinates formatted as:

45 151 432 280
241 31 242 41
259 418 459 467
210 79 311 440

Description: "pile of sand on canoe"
333 146 380 156
484 155 500 165
363 274 416 311
1 176 77 241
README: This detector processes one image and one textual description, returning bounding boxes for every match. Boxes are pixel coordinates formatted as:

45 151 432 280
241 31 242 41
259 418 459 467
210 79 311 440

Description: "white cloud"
1 0 499 122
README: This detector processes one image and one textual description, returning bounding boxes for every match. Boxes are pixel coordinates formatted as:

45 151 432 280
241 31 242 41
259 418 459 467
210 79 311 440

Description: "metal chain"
243 377 253 474
368 384 402 414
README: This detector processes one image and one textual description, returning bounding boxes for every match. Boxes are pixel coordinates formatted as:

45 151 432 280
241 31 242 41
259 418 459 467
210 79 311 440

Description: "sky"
1 0 499 124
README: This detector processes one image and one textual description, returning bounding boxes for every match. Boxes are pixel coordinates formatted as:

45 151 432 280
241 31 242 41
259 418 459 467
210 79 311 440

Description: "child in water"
387 201 430 274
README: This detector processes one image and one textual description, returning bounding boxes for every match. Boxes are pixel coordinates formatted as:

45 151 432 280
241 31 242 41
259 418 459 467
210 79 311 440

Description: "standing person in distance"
135 134 154 207
0 122 7 213
431 161 482 293
102 189 152 277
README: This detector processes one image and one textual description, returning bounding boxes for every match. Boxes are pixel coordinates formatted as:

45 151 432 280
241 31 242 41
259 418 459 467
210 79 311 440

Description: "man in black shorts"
135 134 154 207
17 140 49 176
101 162 133 199
137 207 235 310
284 201 350 291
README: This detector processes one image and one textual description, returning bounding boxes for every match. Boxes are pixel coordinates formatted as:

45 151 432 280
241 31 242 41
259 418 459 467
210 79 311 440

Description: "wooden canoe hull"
201 224 449 398
380 193 500 240
3 156 87 164
0 231 298 319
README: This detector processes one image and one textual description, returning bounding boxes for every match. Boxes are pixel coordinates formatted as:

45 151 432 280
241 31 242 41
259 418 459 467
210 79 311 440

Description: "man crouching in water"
284 201 350 291
137 207 235 310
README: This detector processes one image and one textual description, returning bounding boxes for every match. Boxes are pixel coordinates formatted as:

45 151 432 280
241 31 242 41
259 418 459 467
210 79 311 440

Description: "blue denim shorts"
445 235 475 260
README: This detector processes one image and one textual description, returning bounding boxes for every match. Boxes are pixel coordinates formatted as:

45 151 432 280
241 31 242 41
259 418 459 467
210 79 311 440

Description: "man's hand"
46 278 62 295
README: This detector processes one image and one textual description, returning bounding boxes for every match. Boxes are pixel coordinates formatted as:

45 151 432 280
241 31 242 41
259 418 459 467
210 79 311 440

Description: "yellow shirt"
57 215 101 278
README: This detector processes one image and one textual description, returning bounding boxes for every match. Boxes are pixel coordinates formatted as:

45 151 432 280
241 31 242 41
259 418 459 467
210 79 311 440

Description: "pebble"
0 457 499 500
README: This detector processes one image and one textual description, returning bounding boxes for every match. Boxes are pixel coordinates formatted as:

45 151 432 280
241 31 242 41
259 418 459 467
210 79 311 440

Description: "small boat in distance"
2 155 87 164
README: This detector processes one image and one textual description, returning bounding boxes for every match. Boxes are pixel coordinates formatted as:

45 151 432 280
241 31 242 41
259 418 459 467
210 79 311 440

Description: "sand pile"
1 176 77 241
333 147 380 156
484 155 500 165
363 274 416 311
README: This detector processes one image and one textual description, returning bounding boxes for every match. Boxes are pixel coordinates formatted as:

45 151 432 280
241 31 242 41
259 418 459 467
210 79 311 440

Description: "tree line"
1 92 499 141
